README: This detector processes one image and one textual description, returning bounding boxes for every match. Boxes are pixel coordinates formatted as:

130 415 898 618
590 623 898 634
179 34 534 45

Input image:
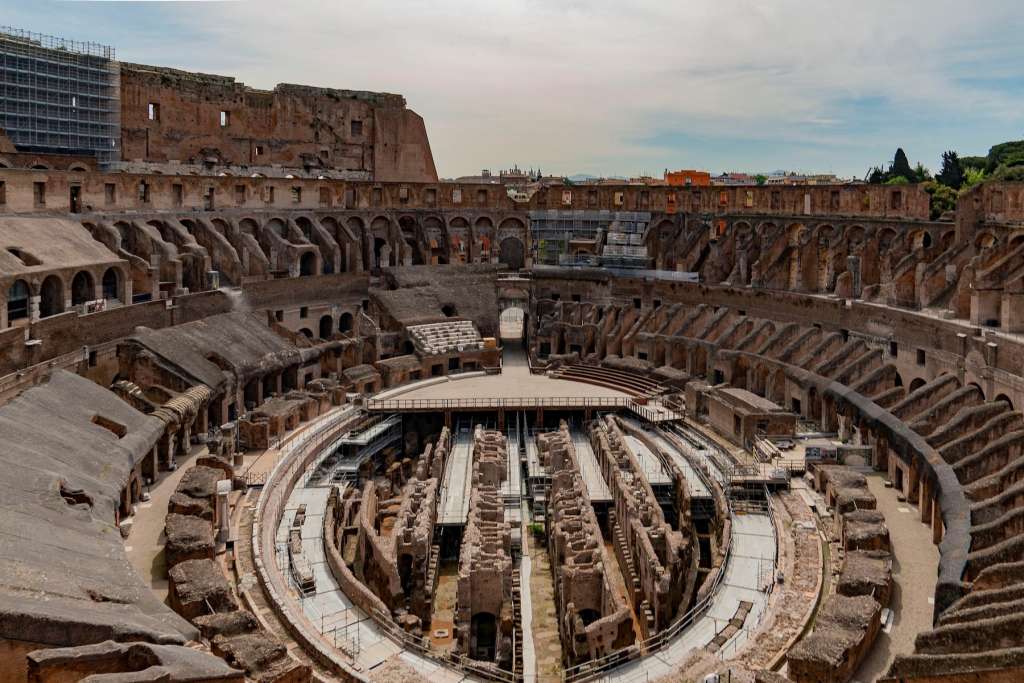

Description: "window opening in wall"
350 119 363 136
633 297 642 309
426 188 437 205
69 185 81 213
291 186 302 203
172 183 183 207
220 111 230 127
88 350 97 367
372 187 383 205
890 190 902 210
138 181 150 203
33 181 46 207
300 306 308 319
572 294 581 302
254 144 264 157
266 186 275 203
275 310 284 322
319 187 331 206
889 341 898 356
91 414 127 438
7 279 29 321
147 102 159 121
105 183 115 205
235 185 246 205
916 349 926 366
204 186 214 210
0 181 5 205
477 188 488 204
452 188 462 203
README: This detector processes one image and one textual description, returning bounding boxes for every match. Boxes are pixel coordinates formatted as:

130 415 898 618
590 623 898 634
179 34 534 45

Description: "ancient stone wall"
589 416 696 637
453 427 514 668
119 63 436 183
542 423 634 666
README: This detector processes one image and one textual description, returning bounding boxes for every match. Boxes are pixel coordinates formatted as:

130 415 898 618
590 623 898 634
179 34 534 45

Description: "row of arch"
297 310 355 341
6 267 122 322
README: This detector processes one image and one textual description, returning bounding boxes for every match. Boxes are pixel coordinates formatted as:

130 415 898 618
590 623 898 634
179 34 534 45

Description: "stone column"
216 479 232 543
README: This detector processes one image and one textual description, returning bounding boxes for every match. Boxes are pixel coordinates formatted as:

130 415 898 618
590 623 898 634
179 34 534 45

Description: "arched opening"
339 312 354 333
299 328 313 339
441 304 457 317
909 377 927 393
71 271 94 306
500 306 525 341
995 393 1014 410
39 275 63 317
579 608 601 626
7 279 29 322
398 553 414 594
318 315 333 340
470 612 497 661
101 267 120 301
299 251 316 276
373 237 388 269
499 236 525 270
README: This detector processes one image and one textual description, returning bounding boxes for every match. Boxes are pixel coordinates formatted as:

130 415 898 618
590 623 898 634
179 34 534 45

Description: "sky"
6 0 1024 179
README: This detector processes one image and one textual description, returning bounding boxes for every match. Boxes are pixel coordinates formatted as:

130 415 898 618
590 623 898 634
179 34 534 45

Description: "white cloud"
89 0 1024 175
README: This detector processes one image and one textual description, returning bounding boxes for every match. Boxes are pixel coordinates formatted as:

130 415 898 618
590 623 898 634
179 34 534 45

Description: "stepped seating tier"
551 363 667 398
407 320 484 355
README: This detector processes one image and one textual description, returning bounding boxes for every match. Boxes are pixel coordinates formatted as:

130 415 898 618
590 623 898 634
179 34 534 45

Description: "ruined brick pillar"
847 255 862 298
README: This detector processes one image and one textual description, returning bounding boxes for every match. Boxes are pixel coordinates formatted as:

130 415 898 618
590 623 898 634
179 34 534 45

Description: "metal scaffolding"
0 26 120 162
528 209 653 269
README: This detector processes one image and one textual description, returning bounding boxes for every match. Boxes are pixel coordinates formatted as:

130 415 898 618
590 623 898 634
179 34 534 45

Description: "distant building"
664 169 711 187
711 172 756 186
766 172 842 186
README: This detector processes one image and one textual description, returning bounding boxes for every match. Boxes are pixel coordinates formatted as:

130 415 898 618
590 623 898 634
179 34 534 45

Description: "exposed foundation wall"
543 423 634 666
453 427 514 667
590 417 696 637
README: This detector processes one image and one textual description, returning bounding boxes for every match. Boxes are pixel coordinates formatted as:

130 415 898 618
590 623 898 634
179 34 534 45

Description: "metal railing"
366 396 633 411
562 532 736 682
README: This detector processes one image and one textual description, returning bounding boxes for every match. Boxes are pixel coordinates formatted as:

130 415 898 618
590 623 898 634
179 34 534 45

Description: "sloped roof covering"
126 311 312 390
0 216 122 279
0 370 196 646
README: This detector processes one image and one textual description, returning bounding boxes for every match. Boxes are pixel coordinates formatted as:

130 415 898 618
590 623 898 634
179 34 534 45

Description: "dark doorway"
471 612 497 661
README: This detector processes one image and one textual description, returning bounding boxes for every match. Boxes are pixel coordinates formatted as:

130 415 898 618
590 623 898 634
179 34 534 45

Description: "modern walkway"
594 514 776 683
570 429 612 503
278 478 481 681
622 433 672 487
851 473 939 683
519 501 538 682
647 428 712 499
439 429 474 525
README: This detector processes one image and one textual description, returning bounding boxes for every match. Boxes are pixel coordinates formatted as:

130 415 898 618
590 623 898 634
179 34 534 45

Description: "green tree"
936 150 964 189
885 175 910 185
892 148 914 181
755 174 767 186
866 165 887 184
913 162 932 182
961 167 986 193
923 181 957 220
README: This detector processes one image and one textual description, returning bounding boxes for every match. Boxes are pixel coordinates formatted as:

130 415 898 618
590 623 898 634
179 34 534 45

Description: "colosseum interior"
6 21 1024 683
